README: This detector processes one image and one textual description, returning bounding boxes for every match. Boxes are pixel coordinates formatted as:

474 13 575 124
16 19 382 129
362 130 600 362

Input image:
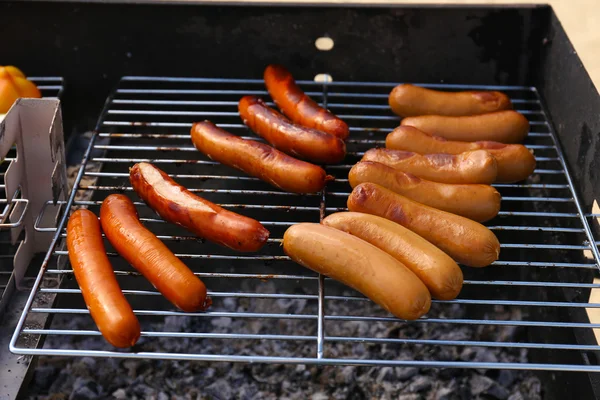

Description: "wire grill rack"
10 76 600 371
0 77 65 305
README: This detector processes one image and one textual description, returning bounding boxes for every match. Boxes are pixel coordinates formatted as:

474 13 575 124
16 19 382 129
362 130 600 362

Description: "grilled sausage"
66 209 141 348
322 212 463 300
385 126 536 183
190 121 329 194
283 223 431 320
401 110 529 143
348 161 500 222
388 84 512 117
347 183 500 267
361 148 497 184
238 96 346 164
130 162 269 252
100 194 210 312
264 64 349 139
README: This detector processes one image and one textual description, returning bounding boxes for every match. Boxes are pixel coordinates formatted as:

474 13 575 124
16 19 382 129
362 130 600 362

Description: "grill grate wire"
9 76 600 371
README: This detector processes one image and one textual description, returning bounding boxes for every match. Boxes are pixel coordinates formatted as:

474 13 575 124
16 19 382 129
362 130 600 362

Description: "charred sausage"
238 95 346 164
130 162 269 252
190 120 330 194
264 64 349 139
100 194 210 312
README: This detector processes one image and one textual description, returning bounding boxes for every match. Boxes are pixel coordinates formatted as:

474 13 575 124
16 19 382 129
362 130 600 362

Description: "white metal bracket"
0 98 68 289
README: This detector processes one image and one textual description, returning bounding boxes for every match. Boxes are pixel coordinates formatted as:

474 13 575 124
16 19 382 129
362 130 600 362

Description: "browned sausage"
385 125 536 182
388 84 512 117
401 110 530 143
348 161 501 222
283 223 431 319
264 65 349 139
100 194 210 312
347 183 500 267
190 120 330 194
361 148 497 184
66 209 140 348
238 96 346 164
322 212 463 300
130 162 269 252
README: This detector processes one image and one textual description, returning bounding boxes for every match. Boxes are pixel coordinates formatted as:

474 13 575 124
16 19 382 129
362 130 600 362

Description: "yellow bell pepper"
0 66 42 113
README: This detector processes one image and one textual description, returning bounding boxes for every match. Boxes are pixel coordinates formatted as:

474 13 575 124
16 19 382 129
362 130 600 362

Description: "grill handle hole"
315 37 334 51
314 74 333 83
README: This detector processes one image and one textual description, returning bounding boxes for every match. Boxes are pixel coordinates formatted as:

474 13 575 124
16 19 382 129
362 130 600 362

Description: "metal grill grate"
0 77 65 304
10 76 600 371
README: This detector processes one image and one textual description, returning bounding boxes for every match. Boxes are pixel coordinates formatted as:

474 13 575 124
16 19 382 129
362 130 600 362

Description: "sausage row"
67 73 537 343
283 84 535 322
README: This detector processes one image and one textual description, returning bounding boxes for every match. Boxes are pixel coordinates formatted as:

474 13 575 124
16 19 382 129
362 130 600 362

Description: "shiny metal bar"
28 307 600 329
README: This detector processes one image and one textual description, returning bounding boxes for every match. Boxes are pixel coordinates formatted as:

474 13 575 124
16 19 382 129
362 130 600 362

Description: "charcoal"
26 275 542 399
80 358 96 369
395 367 418 381
239 383 259 400
406 376 433 393
33 365 59 391
69 378 103 400
434 386 455 400
132 383 155 397
68 386 100 400
519 376 542 400
222 297 237 311
211 317 233 328
204 379 233 400
482 382 510 400
507 392 525 400
470 375 494 396
112 388 127 399
497 370 517 387
311 392 329 400
376 367 395 383
397 394 422 400
335 366 356 384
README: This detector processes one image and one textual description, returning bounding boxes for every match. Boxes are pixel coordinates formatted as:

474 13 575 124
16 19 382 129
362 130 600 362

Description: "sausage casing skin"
322 212 463 300
347 183 500 267
388 84 512 117
283 223 431 320
190 120 329 194
361 148 497 184
238 96 346 164
264 65 349 139
130 162 269 252
385 126 536 183
66 209 141 348
401 110 530 143
348 161 501 222
100 194 210 312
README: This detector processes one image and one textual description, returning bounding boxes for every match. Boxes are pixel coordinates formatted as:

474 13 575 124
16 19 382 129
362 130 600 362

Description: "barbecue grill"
2 2 600 399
